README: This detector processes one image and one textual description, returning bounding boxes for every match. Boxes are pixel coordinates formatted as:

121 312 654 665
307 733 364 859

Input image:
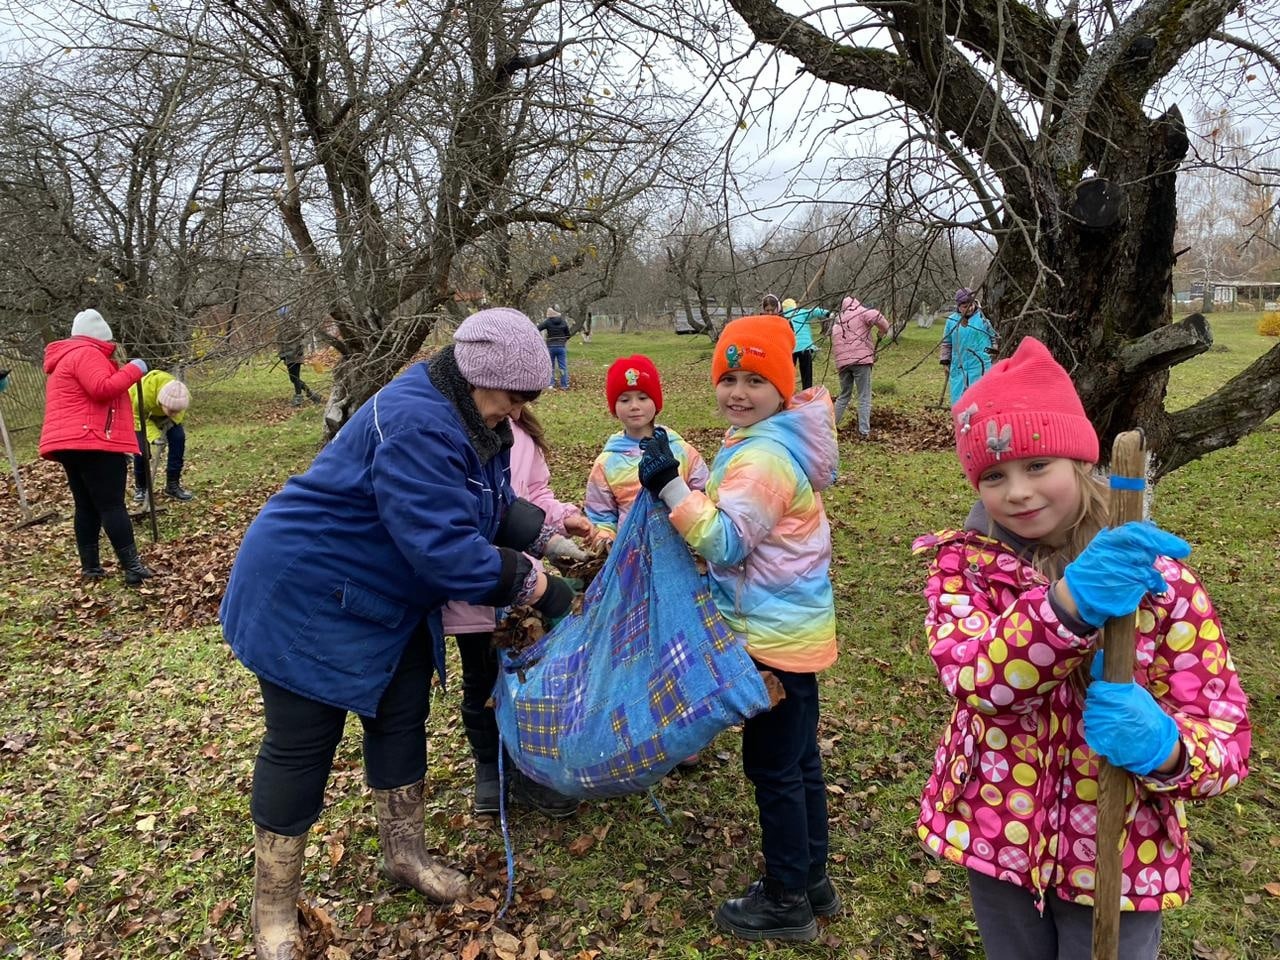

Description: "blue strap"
646 787 672 827
1108 475 1145 491
497 745 515 918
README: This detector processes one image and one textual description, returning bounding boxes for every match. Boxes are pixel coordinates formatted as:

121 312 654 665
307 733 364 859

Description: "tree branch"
1116 312 1212 375
1156 340 1280 476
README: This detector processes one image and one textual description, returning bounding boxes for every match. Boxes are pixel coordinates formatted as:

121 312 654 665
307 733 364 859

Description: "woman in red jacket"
40 309 154 583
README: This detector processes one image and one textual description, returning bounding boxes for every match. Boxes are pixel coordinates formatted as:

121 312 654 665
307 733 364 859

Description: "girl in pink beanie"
911 337 1249 959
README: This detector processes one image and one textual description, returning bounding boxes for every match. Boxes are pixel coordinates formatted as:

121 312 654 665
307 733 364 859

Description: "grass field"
1 314 1277 959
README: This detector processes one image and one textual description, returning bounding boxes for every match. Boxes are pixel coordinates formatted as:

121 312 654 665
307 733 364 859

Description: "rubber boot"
252 826 305 960
165 478 194 501
372 780 470 902
116 544 155 585
714 877 818 942
307 389 324 405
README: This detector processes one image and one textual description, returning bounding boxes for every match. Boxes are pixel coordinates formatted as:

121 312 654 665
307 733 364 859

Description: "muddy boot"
116 544 155 585
290 393 304 407
372 780 470 903
307 389 324 405
252 826 305 960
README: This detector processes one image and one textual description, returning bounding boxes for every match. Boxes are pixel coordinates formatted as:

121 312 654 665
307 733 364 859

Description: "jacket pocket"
337 579 407 628
286 579 409 680
933 706 981 812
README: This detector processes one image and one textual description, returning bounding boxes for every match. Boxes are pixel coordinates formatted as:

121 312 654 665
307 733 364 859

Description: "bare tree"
620 0 1280 475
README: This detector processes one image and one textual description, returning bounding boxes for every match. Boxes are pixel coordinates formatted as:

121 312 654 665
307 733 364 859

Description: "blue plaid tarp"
493 490 772 798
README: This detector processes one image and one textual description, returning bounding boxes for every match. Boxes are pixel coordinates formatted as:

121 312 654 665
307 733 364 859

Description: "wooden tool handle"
1091 429 1148 959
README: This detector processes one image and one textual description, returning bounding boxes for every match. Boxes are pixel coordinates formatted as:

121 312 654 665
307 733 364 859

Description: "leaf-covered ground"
1 319 1278 959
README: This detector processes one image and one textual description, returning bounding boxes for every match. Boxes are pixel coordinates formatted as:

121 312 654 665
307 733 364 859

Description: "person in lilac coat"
441 405 592 819
831 296 890 437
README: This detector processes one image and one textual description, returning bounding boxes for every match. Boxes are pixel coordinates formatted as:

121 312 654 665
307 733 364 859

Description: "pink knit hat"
453 308 551 393
157 379 190 413
953 337 1099 487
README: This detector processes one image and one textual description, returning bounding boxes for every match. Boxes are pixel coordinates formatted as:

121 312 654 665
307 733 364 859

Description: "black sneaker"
715 878 817 942
508 769 577 819
133 487 148 504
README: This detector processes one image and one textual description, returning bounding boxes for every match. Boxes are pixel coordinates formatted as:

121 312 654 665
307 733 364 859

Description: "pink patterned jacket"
912 528 1250 912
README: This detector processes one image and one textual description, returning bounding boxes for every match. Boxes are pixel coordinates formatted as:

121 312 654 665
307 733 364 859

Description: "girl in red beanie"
912 337 1250 959
583 354 708 547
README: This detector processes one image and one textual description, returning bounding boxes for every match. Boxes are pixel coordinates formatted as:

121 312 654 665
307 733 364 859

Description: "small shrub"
1258 312 1280 337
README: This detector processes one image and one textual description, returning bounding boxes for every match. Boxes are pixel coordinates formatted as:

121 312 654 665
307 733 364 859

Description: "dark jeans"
547 345 568 388
133 423 185 487
792 350 813 390
53 450 137 563
456 631 500 764
285 361 308 395
251 624 433 836
741 664 827 891
968 870 1162 960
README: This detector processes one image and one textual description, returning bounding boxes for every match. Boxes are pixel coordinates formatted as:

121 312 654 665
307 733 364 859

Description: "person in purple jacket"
220 308 578 960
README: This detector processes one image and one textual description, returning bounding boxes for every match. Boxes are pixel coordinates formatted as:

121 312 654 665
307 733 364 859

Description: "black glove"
495 497 547 552
534 574 575 620
638 427 679 495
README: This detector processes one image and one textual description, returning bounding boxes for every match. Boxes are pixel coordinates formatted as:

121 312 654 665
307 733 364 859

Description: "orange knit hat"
711 314 796 403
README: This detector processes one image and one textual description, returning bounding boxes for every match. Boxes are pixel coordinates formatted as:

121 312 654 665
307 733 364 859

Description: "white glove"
545 534 590 563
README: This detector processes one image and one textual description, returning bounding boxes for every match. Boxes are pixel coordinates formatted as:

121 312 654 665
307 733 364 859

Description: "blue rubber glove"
638 427 679 494
1061 522 1190 629
1084 653 1180 775
129 358 148 374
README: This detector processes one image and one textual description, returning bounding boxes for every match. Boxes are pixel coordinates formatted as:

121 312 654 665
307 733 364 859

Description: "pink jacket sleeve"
922 540 1095 714
1136 559 1250 800
509 423 580 535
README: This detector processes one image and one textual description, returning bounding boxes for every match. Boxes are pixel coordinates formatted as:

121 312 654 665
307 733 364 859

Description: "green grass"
2 319 1278 958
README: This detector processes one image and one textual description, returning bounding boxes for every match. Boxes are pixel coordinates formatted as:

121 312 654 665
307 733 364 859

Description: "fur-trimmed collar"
428 345 513 465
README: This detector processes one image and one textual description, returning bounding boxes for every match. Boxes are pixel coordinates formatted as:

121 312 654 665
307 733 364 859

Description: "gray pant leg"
852 364 873 435
967 870 1162 960
834 366 856 423
1052 891 1161 960
968 870 1057 960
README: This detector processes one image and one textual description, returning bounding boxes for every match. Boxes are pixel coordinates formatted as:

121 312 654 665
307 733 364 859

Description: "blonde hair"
1024 461 1109 579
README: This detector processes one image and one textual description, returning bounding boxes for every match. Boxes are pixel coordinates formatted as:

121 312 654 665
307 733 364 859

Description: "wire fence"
0 353 46 437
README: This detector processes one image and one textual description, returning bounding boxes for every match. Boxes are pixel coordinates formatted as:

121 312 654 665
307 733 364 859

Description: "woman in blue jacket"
221 308 576 960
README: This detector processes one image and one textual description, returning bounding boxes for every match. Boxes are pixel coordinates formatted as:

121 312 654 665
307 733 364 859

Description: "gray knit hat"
71 308 113 342
454 308 551 393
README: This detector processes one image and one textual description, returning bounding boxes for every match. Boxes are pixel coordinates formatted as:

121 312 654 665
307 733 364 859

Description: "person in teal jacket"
780 297 831 390
939 287 997 403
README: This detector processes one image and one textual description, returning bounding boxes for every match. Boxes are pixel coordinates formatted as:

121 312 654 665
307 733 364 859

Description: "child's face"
614 390 657 436
716 371 784 428
977 457 1081 546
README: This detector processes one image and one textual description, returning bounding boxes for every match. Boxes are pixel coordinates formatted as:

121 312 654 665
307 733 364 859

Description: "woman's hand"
564 513 592 538
588 527 615 550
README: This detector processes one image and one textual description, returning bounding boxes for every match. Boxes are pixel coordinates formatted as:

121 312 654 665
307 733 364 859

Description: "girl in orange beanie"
638 314 840 941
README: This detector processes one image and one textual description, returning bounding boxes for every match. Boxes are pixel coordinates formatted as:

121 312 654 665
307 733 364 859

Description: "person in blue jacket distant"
939 287 998 404
221 307 577 960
